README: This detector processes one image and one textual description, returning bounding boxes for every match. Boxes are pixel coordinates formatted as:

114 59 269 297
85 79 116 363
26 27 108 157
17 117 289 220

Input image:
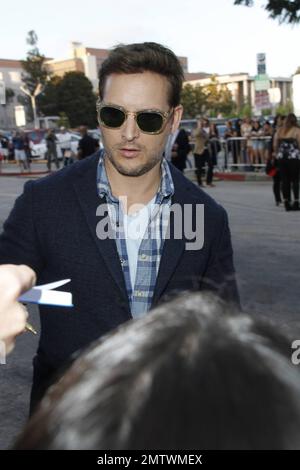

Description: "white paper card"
18 279 73 307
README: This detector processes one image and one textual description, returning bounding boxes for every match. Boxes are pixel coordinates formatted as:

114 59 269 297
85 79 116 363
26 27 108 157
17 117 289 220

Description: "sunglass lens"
137 112 164 133
99 107 125 128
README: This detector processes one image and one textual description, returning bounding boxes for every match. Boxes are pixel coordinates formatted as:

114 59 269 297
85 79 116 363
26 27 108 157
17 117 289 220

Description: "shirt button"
141 254 147 260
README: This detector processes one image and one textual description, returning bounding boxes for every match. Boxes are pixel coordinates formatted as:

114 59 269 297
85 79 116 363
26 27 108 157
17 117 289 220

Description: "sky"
1 0 299 78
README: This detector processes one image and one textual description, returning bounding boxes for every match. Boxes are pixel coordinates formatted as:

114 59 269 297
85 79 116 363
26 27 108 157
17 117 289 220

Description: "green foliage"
21 30 48 95
262 108 272 116
203 76 236 118
57 112 70 128
181 84 206 118
38 72 97 128
181 78 236 119
234 0 300 24
239 103 252 118
275 101 294 115
37 75 61 116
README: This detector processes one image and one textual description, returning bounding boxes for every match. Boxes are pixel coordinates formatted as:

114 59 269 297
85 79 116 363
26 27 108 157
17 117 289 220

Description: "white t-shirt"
123 195 156 290
57 132 72 149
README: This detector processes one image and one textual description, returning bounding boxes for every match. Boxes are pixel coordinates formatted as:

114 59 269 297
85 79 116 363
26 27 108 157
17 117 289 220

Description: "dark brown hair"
98 42 184 107
284 113 298 131
14 293 300 450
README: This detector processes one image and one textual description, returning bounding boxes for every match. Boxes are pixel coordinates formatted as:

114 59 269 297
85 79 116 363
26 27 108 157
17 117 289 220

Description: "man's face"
100 72 182 177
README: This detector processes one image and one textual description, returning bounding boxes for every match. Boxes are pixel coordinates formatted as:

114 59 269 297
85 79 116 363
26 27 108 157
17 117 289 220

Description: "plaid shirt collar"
97 149 174 203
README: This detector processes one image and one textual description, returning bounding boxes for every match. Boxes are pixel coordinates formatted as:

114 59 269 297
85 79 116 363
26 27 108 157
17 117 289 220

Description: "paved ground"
0 171 299 448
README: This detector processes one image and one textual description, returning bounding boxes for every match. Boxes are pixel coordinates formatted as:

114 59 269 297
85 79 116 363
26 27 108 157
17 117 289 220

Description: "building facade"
0 59 24 128
185 73 292 113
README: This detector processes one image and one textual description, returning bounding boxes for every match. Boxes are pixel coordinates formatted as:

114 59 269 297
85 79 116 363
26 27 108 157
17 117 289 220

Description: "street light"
20 83 43 128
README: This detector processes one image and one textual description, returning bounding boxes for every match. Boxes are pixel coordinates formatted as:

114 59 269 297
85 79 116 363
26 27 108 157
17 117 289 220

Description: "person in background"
206 123 219 187
0 133 9 164
274 113 300 211
265 153 282 206
57 127 73 167
0 264 36 355
202 118 210 136
224 120 239 170
170 127 190 172
273 114 284 132
22 131 32 173
77 126 98 160
241 118 254 169
262 121 274 163
193 118 209 187
45 129 60 172
251 120 264 168
12 131 28 173
14 293 300 450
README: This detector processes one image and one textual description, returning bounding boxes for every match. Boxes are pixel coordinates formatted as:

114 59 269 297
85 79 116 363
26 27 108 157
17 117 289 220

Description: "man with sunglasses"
0 42 240 411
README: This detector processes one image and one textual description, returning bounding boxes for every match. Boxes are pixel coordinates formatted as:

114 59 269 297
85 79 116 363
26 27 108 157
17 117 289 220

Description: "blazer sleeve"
202 209 241 309
0 180 44 275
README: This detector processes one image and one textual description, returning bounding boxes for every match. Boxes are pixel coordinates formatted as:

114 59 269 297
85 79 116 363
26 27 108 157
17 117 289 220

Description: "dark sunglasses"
96 100 173 135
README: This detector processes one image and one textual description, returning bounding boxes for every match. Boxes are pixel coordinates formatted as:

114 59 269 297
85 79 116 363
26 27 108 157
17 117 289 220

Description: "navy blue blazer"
0 153 239 407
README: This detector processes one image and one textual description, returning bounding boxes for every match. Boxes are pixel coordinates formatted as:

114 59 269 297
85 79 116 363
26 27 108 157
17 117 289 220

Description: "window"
9 71 21 83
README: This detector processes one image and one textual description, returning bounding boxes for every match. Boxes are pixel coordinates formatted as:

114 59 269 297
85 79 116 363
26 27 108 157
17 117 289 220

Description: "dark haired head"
15 293 300 450
98 42 184 108
284 113 298 129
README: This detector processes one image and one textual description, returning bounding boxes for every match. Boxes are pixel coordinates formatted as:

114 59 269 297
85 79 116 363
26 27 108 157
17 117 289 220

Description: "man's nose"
121 113 140 141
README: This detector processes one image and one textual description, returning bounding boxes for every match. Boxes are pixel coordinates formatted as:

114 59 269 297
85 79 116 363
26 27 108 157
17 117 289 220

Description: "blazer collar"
71 155 197 312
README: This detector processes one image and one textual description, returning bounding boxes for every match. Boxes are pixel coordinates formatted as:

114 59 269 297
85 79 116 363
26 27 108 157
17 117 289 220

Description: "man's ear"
171 105 183 133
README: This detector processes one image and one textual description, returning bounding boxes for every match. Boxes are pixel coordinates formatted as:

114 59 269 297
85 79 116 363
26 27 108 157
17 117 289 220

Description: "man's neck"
104 156 162 213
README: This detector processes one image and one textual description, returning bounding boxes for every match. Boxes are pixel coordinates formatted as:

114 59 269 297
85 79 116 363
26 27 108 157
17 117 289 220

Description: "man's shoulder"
29 152 100 194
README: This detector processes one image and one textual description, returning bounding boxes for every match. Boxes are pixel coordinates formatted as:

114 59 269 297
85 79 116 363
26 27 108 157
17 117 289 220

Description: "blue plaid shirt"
96 151 174 318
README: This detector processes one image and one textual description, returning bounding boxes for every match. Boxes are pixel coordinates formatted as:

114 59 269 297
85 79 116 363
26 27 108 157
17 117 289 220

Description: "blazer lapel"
71 155 130 313
152 167 192 306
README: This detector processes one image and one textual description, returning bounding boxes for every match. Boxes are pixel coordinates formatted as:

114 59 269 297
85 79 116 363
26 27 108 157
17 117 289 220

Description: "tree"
234 0 300 24
57 112 70 128
58 72 97 128
203 76 236 117
181 84 207 118
239 102 252 118
21 30 48 94
275 100 294 114
20 30 49 124
37 75 61 116
38 72 97 128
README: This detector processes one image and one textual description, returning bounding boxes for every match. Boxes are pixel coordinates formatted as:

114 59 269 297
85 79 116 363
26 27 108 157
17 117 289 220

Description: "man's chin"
108 153 160 177
112 163 152 177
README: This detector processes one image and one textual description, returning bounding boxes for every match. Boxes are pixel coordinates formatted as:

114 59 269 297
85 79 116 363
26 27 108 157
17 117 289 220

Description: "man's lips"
118 148 140 158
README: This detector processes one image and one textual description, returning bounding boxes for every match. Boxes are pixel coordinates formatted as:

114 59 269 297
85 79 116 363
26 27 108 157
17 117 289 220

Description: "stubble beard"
104 147 163 177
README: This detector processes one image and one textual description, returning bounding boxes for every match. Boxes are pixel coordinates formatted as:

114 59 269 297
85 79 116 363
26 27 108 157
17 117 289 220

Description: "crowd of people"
224 116 274 167
0 125 100 173
169 113 300 211
44 125 100 171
